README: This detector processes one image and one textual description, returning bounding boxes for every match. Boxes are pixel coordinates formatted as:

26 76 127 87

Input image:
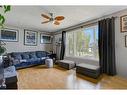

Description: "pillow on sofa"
20 59 27 63
29 52 37 59
12 59 20 65
11 53 22 60
36 51 47 58
21 53 30 60
41 57 47 60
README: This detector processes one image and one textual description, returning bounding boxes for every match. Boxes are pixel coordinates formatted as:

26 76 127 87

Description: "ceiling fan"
41 13 65 25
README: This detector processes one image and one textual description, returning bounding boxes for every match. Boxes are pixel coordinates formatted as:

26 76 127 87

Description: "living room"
0 5 127 90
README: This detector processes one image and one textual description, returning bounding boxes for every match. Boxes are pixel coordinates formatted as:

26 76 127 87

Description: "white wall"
53 9 127 78
3 26 53 53
111 9 127 78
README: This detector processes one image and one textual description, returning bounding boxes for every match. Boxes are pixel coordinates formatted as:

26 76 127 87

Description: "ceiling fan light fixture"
55 16 65 21
41 13 65 25
54 20 60 25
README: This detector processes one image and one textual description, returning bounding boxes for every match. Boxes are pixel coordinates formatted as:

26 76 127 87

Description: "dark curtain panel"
60 31 66 60
98 17 116 75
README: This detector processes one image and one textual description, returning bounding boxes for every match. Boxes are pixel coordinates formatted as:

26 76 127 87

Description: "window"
66 31 74 56
65 25 98 59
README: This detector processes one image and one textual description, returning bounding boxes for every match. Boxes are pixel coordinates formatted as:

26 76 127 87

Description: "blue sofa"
9 51 50 69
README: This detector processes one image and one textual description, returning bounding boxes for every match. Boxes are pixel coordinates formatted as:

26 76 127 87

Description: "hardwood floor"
17 65 127 89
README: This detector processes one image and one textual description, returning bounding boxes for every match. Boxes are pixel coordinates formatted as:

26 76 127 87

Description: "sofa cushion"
27 58 36 62
15 62 31 69
11 52 22 60
41 57 47 60
13 59 20 65
36 51 47 58
20 59 27 63
27 58 41 64
29 52 37 59
21 52 30 59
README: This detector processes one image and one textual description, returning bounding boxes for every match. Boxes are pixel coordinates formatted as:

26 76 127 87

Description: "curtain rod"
64 16 118 32
53 16 118 35
64 21 97 32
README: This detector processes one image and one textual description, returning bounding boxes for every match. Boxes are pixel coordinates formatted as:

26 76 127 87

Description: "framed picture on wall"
40 34 52 44
0 28 19 42
125 35 127 47
24 29 38 46
120 15 127 32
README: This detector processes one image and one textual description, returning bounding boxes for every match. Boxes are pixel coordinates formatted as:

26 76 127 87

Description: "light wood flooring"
17 65 127 89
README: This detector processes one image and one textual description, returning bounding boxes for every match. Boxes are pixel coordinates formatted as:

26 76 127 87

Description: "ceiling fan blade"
55 16 65 21
41 14 50 19
41 21 50 24
54 21 60 25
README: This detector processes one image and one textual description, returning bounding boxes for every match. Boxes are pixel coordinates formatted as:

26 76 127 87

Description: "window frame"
65 24 98 60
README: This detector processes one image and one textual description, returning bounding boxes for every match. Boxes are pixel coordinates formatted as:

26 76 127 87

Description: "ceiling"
4 6 127 32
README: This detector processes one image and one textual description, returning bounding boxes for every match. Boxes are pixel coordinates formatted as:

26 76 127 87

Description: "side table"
45 59 53 68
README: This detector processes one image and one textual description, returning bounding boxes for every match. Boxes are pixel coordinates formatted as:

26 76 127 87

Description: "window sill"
65 56 99 62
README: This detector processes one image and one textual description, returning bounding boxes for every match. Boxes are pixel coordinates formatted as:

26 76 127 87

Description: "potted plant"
0 5 11 55
0 5 11 88
0 5 11 28
0 44 6 56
